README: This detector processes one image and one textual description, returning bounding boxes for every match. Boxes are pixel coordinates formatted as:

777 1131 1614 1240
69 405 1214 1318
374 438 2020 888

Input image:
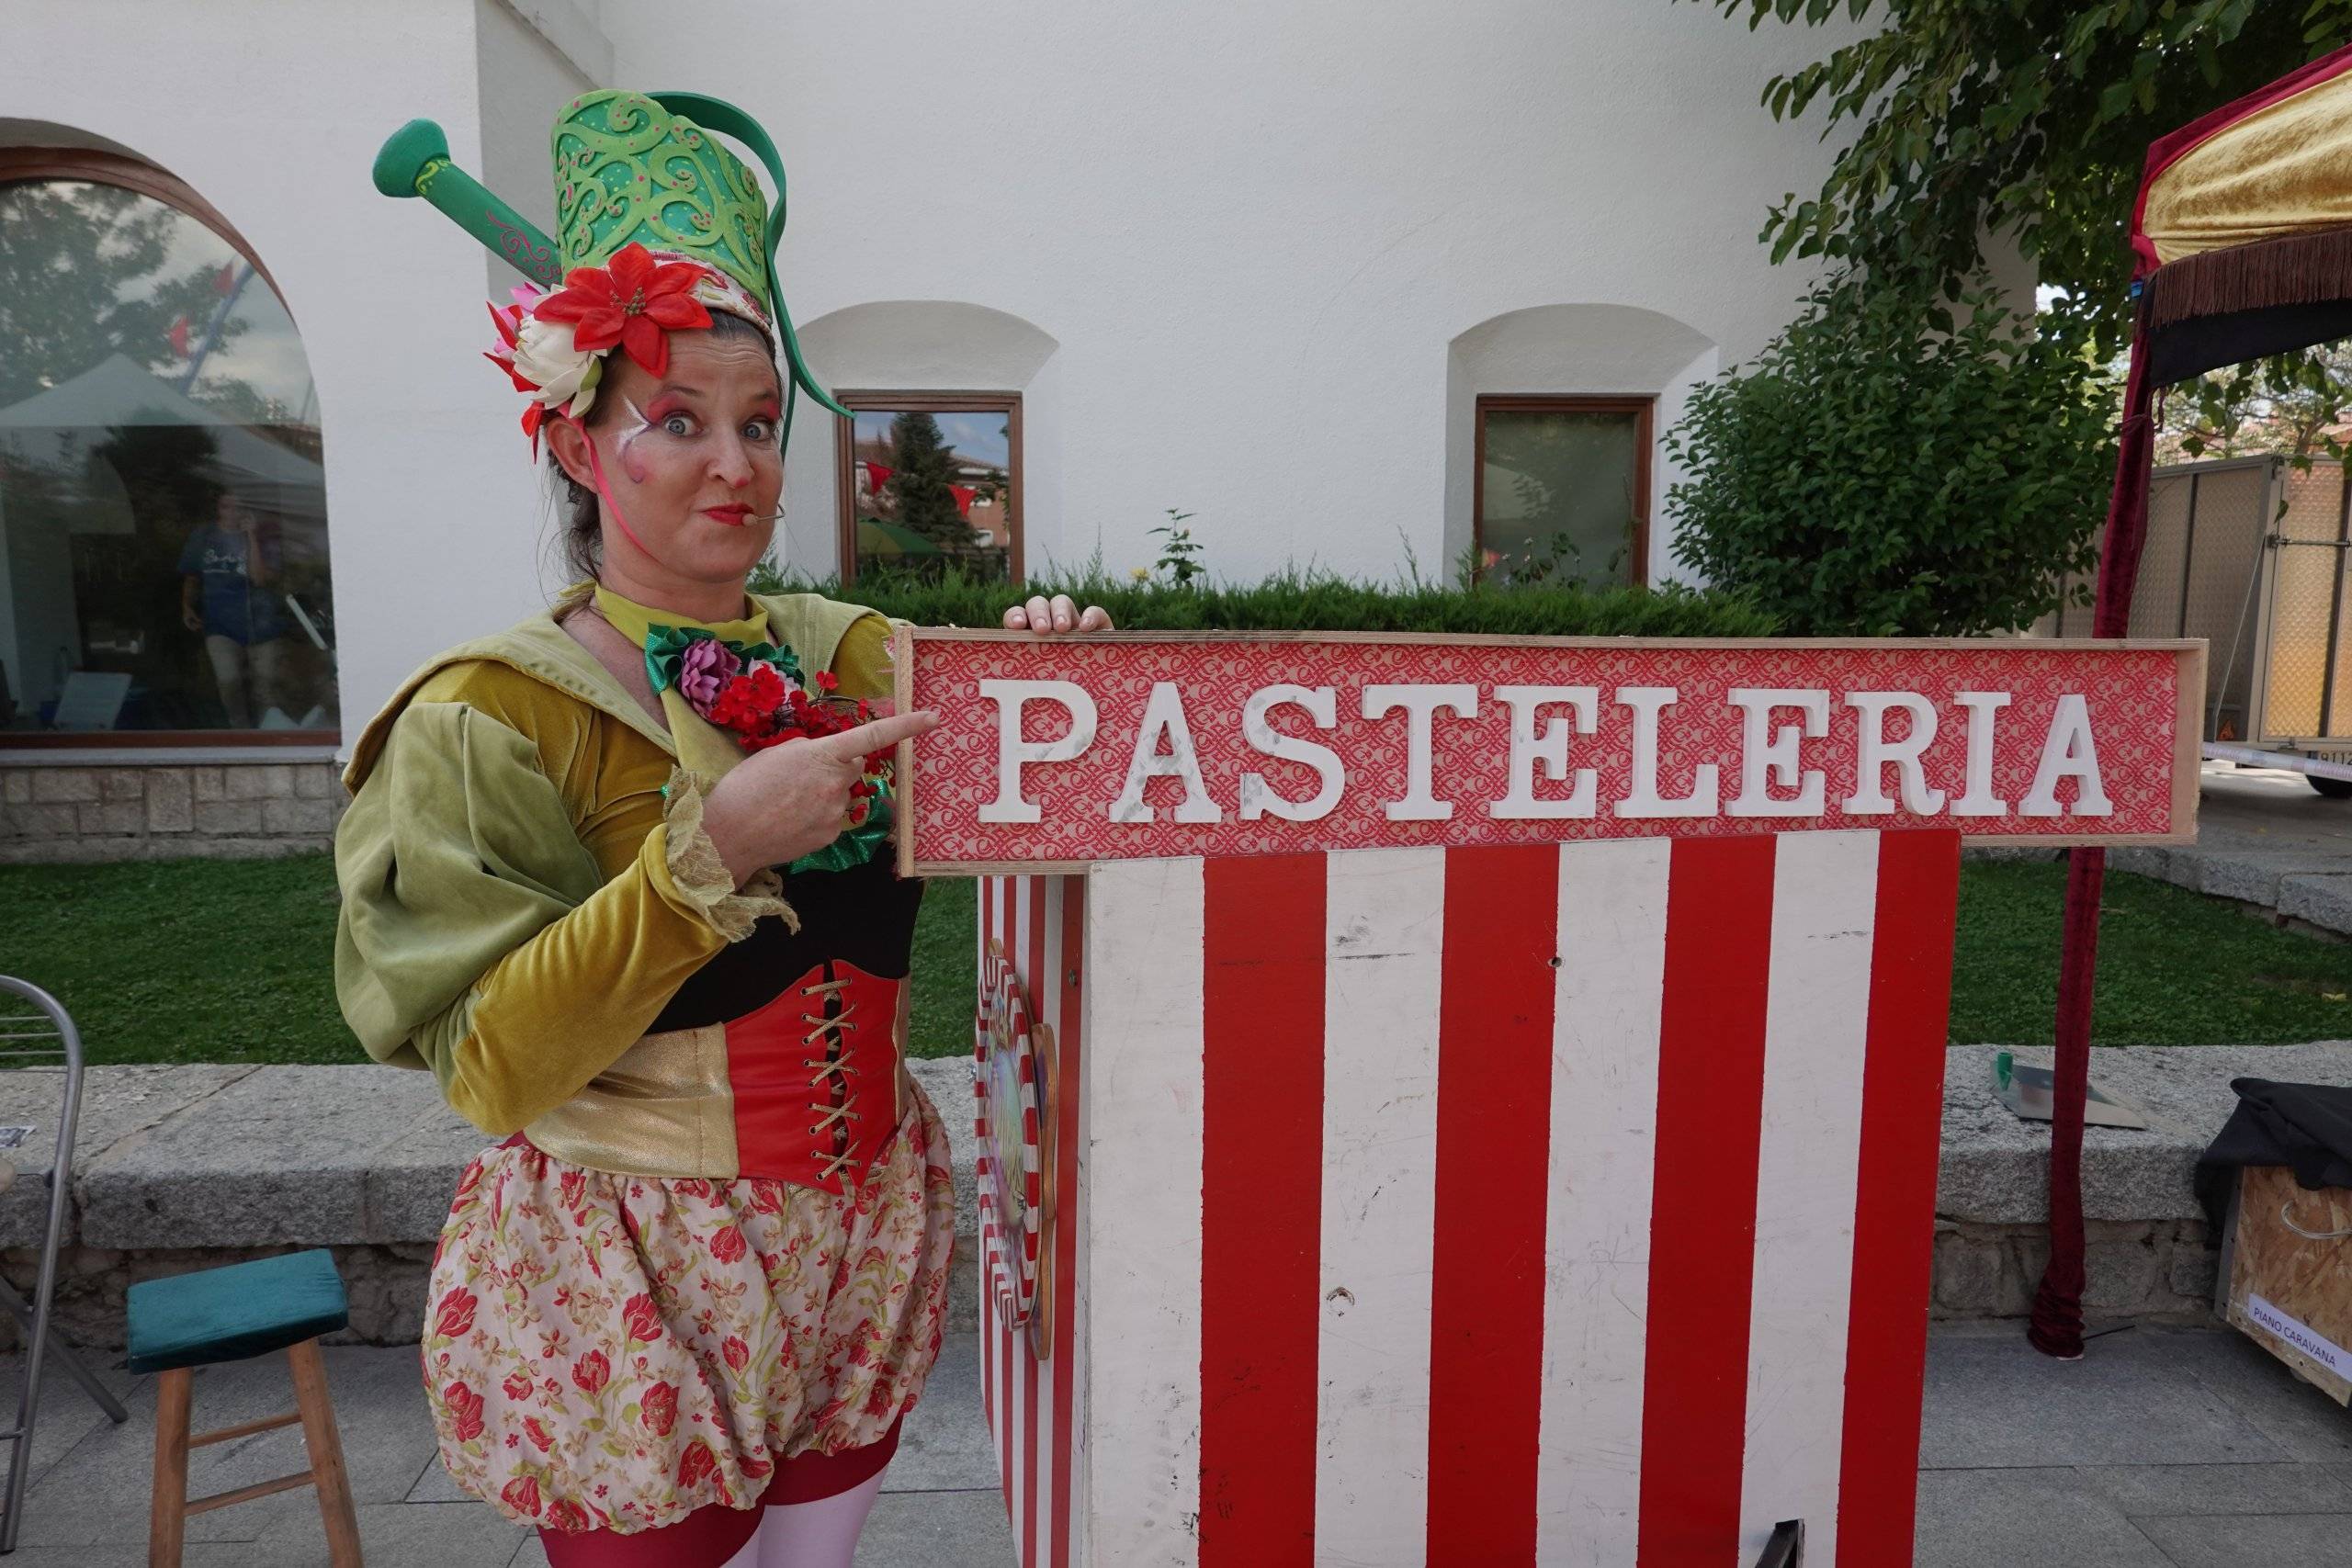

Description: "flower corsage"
648 626 896 874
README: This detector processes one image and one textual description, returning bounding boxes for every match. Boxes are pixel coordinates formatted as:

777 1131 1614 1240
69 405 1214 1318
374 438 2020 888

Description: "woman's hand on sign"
700 709 941 886
1002 593 1114 637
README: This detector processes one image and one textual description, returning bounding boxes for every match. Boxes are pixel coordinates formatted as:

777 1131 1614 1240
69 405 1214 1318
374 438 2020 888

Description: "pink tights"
718 1471 887 1568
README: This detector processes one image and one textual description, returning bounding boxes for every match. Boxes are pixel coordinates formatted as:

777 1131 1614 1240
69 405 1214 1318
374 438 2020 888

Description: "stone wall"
0 757 345 863
0 1059 979 1350
1933 1218 2219 1324
0 1242 435 1352
0 1045 2332 1350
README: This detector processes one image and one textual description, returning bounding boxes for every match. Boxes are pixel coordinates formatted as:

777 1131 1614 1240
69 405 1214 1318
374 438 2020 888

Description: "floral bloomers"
420 1093 955 1534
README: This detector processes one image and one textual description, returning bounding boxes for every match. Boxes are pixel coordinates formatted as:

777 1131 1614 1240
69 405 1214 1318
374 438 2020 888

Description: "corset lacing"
801 975 863 1183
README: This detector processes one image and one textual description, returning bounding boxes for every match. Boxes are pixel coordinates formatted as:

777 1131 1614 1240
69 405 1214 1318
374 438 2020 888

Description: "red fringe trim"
2144 225 2352 330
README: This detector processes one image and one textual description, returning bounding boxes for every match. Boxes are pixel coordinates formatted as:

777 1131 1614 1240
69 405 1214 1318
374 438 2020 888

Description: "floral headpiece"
484 243 771 449
372 89 850 453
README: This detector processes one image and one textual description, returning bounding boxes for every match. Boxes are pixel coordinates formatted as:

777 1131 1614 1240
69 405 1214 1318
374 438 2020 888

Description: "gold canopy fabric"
2137 46 2352 270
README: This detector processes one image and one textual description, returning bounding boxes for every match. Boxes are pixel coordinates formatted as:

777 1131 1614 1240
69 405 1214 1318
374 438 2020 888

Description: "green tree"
1718 0 2352 344
1713 0 2352 456
885 411 975 545
1666 281 2113 636
2157 342 2352 461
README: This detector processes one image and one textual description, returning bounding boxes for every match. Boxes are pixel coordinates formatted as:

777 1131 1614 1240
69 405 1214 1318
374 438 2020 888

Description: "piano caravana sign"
890 630 2204 874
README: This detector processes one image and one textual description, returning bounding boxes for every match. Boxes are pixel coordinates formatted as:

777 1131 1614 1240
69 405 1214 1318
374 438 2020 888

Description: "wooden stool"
127 1249 362 1568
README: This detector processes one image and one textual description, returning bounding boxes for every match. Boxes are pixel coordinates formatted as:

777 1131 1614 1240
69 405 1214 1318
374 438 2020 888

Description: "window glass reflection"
844 405 1015 582
0 176 334 736
1478 406 1645 590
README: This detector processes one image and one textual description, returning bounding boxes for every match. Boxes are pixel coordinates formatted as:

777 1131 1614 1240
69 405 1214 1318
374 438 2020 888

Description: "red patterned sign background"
899 634 2197 869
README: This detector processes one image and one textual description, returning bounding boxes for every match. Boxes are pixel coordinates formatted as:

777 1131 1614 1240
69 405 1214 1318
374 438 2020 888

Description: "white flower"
513 313 603 419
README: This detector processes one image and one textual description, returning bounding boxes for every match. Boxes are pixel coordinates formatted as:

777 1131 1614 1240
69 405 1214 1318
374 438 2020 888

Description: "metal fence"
2036 455 2352 751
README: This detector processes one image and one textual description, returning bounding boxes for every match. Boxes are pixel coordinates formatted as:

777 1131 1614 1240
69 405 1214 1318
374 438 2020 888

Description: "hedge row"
756 565 1781 639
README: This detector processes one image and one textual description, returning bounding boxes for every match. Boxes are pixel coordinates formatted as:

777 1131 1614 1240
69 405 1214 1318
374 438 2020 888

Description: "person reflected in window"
178 489 286 728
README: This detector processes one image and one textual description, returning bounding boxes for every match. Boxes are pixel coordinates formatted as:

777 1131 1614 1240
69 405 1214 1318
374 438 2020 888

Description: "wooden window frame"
833 390 1023 587
1472 393 1655 588
0 147 329 751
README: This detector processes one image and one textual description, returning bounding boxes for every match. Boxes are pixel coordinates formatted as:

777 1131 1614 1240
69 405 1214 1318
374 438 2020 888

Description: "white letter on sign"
1239 684 1345 822
1951 691 2014 818
1615 687 1720 818
1844 693 1946 816
978 679 1099 825
1363 684 1478 821
1109 682 1224 825
1487 685 1598 819
2021 694 2113 818
1725 688 1828 818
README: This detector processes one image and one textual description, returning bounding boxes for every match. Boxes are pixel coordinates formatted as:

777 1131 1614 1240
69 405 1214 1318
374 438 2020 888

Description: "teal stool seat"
127 1250 349 1374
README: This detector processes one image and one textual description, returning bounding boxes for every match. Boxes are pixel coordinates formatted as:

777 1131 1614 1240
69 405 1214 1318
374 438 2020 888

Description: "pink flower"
721 1336 749 1372
677 1438 719 1495
443 1380 485 1443
641 1381 678 1437
708 1224 747 1265
501 1370 535 1402
571 1349 610 1395
524 1416 555 1453
501 1474 543 1517
621 1294 663 1346
542 1498 592 1532
433 1288 477 1342
678 637 742 714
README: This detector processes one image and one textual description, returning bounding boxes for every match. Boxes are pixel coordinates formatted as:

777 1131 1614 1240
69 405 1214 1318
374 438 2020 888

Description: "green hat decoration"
373 88 848 444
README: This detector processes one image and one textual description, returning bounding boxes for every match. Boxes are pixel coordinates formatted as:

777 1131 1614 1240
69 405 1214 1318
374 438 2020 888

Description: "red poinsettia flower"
532 243 713 378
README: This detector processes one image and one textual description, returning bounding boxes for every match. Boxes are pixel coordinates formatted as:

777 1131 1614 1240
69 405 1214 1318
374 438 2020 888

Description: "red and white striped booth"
904 630 2201 1568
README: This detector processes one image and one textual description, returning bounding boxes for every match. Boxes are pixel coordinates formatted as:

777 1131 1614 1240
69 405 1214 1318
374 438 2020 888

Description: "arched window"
0 148 334 744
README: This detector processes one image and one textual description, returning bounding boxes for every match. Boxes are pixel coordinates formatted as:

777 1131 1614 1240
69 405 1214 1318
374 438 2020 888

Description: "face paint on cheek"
614 398 655 486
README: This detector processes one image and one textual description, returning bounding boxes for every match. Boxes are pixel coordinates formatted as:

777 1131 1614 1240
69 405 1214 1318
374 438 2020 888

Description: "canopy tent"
2036 40 2352 1359
0 353 326 525
854 517 944 558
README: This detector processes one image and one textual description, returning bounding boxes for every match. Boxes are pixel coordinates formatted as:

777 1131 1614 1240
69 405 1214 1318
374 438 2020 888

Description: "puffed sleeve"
334 700 790 1135
828 612 898 703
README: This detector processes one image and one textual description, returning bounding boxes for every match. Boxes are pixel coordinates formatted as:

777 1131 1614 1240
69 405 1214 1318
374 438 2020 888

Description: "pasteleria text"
894 632 2203 871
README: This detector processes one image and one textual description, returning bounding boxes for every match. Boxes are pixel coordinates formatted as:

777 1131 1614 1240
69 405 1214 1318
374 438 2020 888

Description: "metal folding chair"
0 977 130 1552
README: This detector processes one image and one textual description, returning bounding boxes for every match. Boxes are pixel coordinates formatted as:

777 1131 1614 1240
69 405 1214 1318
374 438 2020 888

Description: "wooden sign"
894 630 2204 874
979 830 1962 1565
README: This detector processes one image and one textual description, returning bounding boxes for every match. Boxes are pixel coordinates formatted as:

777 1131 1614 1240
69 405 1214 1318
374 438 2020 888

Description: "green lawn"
2 853 2347 1066
1949 856 2352 1045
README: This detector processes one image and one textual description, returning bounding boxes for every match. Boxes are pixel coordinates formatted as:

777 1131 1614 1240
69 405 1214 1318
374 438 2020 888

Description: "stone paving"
2117 761 2352 934
0 1324 2346 1563
0 1335 1010 1566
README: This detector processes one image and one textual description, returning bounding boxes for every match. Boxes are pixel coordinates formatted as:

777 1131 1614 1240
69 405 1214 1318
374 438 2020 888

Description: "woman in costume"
334 90 1107 1567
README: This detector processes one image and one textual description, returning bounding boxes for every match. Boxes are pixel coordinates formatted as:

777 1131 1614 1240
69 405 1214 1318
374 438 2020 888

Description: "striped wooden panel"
980 828 1958 1566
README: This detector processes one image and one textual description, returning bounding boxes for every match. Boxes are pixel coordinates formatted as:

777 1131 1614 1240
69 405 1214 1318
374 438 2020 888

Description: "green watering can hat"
373 88 848 448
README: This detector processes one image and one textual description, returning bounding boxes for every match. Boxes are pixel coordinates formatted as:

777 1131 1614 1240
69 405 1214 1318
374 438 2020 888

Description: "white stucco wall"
6 0 1851 747
603 2 1849 590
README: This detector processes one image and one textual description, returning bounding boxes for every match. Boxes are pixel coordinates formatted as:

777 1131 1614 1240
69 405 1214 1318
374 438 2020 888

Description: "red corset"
725 959 903 1193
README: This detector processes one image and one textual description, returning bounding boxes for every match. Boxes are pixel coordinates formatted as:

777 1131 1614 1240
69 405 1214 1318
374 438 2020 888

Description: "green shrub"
752 561 1781 638
1665 281 2113 637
